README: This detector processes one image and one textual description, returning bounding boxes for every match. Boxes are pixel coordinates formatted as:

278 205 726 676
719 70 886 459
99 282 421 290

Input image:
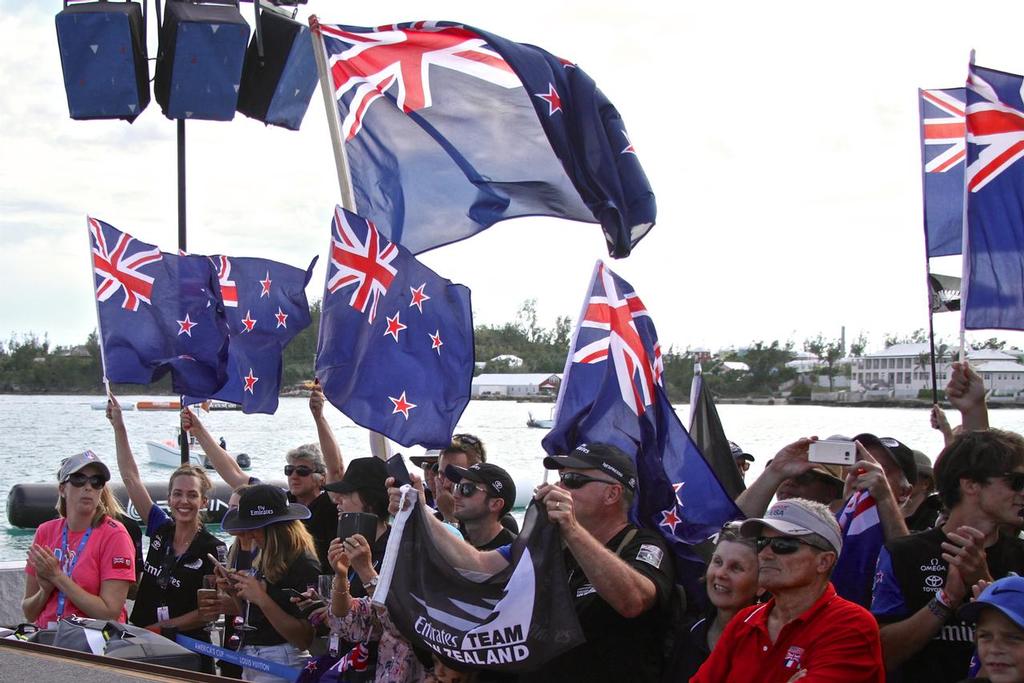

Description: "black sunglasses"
284 465 315 477
455 482 487 497
559 472 618 490
66 473 107 489
453 434 481 446
755 536 823 555
1001 472 1024 492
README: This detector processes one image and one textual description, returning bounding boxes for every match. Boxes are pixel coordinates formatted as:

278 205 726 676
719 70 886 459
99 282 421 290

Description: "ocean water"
2 394 1023 563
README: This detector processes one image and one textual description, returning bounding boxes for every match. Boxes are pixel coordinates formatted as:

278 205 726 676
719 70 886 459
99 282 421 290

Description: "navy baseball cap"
543 442 637 492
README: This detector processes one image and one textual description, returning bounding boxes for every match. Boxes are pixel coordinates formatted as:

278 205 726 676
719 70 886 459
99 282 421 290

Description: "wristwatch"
364 576 379 590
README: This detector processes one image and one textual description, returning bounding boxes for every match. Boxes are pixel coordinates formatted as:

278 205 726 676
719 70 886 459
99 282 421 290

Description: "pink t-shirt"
26 515 136 627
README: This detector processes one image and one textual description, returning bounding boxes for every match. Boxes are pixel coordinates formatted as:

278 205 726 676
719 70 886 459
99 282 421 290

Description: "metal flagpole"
959 49 975 365
309 16 391 460
87 217 112 400
926 269 940 404
178 117 189 466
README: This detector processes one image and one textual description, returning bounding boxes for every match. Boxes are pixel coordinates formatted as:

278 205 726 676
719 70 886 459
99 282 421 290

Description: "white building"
471 373 561 398
850 343 1024 398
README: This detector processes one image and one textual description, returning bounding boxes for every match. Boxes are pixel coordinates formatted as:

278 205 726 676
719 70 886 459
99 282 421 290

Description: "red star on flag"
243 369 259 393
176 313 198 337
409 283 430 313
535 83 562 115
659 507 682 534
275 307 288 329
429 330 443 355
259 272 272 298
384 312 407 342
621 130 636 155
389 391 416 419
241 310 257 333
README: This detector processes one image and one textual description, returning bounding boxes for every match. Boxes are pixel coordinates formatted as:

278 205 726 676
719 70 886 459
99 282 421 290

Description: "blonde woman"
107 394 226 654
220 484 320 683
23 450 135 627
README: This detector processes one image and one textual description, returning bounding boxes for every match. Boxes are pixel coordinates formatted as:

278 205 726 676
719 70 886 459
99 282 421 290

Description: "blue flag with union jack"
314 20 655 258
832 490 885 608
185 255 317 414
89 217 230 396
315 206 474 448
919 88 966 258
964 64 1024 330
543 262 742 570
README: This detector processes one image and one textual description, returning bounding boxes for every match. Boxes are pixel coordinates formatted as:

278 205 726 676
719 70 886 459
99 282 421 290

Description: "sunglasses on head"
558 472 618 490
453 434 481 447
1000 472 1024 492
66 473 107 488
455 482 487 498
284 465 316 477
755 536 824 555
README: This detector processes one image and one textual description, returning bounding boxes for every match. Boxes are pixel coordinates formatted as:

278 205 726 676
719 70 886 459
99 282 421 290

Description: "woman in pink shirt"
22 450 136 627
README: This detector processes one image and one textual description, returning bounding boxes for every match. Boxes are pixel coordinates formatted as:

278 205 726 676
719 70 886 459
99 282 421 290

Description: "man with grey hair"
692 498 885 682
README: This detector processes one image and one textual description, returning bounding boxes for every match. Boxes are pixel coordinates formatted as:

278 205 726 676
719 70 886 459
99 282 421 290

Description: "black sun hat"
221 484 311 532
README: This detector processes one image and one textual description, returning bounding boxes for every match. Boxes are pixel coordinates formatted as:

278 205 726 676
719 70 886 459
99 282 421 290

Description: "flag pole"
87 217 111 398
177 117 190 466
959 50 975 364
926 270 940 404
310 16 390 460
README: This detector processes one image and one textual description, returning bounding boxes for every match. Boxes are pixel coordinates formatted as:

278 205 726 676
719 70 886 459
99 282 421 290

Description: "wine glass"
199 574 219 632
233 568 259 632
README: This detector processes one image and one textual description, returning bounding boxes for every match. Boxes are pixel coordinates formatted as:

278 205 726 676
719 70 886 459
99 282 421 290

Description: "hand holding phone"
386 454 412 487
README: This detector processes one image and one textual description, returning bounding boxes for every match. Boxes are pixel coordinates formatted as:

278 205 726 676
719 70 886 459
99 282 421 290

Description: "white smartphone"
808 440 857 466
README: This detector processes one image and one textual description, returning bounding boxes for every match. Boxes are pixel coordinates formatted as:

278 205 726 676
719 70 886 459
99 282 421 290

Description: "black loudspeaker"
55 1 150 121
236 8 318 130
154 1 250 121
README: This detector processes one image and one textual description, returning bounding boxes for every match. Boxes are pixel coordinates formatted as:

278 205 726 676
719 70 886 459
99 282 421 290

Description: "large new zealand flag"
315 206 474 448
374 490 584 672
963 64 1024 330
919 88 966 258
89 216 230 396
543 262 742 578
315 19 655 257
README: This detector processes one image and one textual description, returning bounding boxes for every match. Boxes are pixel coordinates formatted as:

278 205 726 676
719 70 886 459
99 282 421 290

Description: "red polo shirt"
691 583 884 683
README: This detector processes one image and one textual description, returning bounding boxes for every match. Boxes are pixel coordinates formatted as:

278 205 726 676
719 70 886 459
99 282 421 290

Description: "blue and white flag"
315 20 655 257
543 262 742 569
963 64 1024 330
89 217 230 396
315 207 474 448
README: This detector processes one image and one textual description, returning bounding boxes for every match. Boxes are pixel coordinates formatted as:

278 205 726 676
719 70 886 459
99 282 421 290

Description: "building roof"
472 373 561 386
862 343 1017 361
721 361 750 372
974 361 1024 373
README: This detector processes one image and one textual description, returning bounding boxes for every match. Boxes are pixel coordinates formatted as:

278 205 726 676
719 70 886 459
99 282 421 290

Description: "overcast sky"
3 0 1024 355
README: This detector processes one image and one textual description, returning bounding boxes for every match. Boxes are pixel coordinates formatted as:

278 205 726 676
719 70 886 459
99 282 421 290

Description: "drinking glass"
318 574 335 607
234 569 259 632
200 574 220 632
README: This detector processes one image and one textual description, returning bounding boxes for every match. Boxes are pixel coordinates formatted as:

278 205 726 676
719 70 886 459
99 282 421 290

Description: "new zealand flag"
315 206 474 448
314 19 655 257
374 491 584 672
543 262 742 576
963 64 1024 330
89 216 230 396
185 255 317 414
919 88 966 258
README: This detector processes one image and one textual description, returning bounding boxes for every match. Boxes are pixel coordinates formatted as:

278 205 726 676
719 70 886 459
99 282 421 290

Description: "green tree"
849 333 869 357
971 337 1006 351
803 334 844 391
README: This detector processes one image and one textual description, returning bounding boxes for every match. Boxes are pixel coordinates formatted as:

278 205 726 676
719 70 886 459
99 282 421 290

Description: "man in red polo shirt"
691 498 884 683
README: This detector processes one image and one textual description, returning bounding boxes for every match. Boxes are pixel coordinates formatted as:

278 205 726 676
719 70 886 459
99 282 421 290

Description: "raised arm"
735 438 816 518
181 407 248 489
107 394 154 522
946 361 989 432
844 442 909 541
310 380 344 484
387 476 508 576
537 483 658 618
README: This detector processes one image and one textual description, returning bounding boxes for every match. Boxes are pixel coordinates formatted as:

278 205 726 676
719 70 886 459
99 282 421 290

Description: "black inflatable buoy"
235 452 251 469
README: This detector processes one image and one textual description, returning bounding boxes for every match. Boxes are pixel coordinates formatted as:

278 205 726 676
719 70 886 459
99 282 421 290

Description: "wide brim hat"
323 457 389 495
221 484 310 532
410 450 441 468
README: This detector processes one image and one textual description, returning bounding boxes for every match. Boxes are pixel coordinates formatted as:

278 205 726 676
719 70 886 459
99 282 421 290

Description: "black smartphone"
386 453 412 487
337 511 378 542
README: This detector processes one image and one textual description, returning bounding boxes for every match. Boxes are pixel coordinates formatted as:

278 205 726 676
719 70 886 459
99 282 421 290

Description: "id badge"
157 605 170 623
329 633 339 657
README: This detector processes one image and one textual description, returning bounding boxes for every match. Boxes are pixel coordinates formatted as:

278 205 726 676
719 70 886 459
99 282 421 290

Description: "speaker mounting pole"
177 116 189 466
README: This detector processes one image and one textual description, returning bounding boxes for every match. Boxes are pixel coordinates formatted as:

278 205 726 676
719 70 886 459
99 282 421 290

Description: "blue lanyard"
56 523 93 619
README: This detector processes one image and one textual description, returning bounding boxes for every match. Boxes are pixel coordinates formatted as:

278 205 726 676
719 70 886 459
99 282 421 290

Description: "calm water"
3 394 1023 563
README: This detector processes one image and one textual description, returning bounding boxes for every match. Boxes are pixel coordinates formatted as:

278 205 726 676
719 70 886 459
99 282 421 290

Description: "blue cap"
958 575 1024 628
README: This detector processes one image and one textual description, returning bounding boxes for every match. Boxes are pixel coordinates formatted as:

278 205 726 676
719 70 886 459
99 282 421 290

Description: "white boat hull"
145 439 207 468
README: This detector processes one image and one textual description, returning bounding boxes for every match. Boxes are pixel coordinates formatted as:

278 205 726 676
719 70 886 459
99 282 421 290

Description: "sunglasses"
1000 472 1024 492
455 482 487 498
66 473 107 488
284 465 316 477
558 472 618 490
755 536 824 555
453 434 481 447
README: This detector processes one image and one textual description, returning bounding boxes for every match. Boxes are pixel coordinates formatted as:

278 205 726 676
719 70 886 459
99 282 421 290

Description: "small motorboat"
136 400 182 411
146 431 251 470
527 410 554 429
91 400 134 411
